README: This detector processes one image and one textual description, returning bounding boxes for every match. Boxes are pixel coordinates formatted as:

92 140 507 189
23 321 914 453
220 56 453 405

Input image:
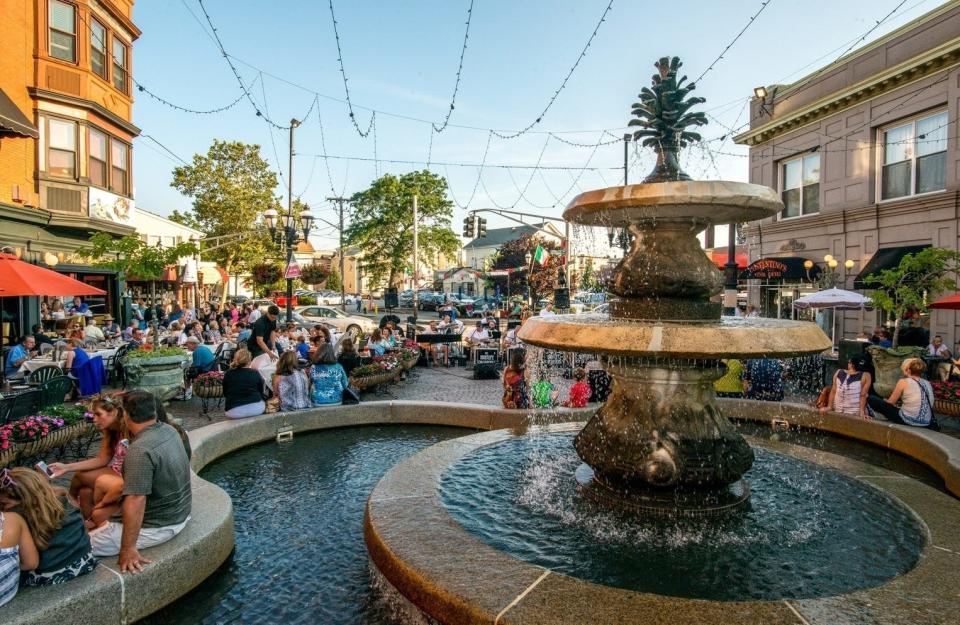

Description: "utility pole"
326 196 351 313
286 118 300 320
412 195 419 320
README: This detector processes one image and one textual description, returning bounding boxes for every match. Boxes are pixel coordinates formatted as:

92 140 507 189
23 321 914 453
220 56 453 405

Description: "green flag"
533 245 547 266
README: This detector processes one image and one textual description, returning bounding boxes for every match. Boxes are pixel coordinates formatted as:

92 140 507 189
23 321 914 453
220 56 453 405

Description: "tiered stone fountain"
518 57 830 514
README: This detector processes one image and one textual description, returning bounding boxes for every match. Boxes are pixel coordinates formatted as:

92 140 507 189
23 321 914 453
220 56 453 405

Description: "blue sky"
132 0 941 249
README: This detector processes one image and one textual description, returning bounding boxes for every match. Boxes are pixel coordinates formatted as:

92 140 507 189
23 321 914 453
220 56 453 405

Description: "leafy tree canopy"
489 234 562 302
866 247 960 347
345 170 459 288
169 140 281 281
81 233 197 280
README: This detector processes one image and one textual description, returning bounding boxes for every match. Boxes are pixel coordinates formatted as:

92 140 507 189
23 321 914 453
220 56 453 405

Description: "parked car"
296 305 378 336
314 291 343 306
269 290 299 308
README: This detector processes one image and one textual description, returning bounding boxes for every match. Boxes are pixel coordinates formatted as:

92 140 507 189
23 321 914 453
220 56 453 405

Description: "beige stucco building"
735 0 960 345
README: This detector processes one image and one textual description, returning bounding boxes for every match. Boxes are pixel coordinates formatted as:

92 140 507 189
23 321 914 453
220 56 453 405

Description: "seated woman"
502 349 529 409
338 339 362 377
0 471 38 606
309 345 349 406
66 319 85 341
382 327 397 349
822 356 872 418
273 351 312 411
0 468 94 587
867 357 939 429
49 396 126 529
63 338 90 380
367 328 386 356
223 349 268 419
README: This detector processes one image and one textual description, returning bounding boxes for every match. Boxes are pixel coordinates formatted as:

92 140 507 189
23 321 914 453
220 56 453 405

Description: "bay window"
90 19 108 79
780 153 820 218
112 40 128 93
110 140 129 195
49 0 77 62
47 117 77 178
89 128 107 187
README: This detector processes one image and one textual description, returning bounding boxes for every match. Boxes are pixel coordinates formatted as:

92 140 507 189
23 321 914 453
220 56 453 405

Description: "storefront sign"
88 187 134 225
741 257 820 281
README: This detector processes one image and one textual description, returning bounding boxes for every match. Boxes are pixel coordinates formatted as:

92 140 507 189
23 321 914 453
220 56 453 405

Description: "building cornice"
0 203 52 226
47 211 136 237
91 0 141 40
735 39 960 146
29 88 140 136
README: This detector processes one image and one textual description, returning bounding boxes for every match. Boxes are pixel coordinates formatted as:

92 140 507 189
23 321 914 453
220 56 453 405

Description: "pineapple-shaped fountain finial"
629 56 707 183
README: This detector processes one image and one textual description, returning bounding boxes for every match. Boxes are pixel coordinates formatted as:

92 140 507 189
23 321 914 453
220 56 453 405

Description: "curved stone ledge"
366 422 960 625
2 401 589 625
719 398 960 497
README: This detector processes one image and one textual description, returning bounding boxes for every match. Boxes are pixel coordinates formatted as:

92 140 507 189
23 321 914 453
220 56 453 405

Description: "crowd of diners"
0 390 192 606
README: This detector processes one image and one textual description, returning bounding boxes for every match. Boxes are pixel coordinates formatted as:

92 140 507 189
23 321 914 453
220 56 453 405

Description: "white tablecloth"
19 347 119 375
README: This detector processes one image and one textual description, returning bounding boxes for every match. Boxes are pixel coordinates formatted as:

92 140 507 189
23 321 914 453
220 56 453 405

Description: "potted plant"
1 403 93 467
122 347 190 402
865 247 960 396
192 370 225 398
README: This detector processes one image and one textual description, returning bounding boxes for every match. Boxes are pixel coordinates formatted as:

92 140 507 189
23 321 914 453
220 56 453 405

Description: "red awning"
707 248 748 270
929 294 960 310
0 253 106 296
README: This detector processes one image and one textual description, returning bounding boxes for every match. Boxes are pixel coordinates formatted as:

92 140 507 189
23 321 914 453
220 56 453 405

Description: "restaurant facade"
0 0 140 341
734 0 960 345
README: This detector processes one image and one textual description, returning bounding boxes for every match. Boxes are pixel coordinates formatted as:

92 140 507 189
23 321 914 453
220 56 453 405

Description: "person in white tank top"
866 357 939 430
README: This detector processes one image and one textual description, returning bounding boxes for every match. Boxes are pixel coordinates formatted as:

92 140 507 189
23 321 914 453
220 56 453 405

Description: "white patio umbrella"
792 288 873 346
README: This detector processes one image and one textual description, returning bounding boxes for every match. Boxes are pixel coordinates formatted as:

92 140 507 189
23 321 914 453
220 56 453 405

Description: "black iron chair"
27 365 63 385
0 390 40 424
38 376 73 410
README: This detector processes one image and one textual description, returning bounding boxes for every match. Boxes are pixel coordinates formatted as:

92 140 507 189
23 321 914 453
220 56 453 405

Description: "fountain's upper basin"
516 314 832 359
563 181 781 227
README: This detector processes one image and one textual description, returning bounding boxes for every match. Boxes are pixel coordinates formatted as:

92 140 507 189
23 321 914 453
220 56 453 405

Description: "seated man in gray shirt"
88 390 192 573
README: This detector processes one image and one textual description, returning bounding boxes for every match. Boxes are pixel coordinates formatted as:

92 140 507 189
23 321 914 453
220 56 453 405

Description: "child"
0 468 94 587
296 334 310 360
531 377 559 409
563 368 592 408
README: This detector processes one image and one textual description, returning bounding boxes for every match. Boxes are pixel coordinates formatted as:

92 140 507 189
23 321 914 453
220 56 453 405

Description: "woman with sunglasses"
48 395 127 529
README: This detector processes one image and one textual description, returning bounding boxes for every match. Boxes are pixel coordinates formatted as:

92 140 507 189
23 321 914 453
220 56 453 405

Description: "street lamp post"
524 251 533 306
190 234 201 310
263 118 315 320
263 205 314 320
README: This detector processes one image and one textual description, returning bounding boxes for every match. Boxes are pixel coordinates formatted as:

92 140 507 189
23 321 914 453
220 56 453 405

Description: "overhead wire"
432 0 475 133
492 0 615 139
327 0 375 137
692 0 776 86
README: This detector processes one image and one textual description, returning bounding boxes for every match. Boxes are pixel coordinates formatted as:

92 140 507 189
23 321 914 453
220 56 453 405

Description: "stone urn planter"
123 352 189 402
866 345 925 397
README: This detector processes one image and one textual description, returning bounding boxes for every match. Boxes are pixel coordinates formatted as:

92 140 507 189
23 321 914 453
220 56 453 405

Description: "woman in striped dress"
0 470 39 607
823 356 872 418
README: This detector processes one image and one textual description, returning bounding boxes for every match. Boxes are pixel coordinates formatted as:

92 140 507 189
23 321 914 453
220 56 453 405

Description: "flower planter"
16 422 96 458
866 345 925 398
124 354 189 402
353 371 396 391
192 382 224 399
934 399 960 418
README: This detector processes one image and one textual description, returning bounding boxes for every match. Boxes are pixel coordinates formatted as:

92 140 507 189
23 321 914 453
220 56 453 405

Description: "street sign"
285 258 301 279
487 270 510 276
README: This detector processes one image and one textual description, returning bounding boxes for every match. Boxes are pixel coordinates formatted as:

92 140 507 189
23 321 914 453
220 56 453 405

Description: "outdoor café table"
18 346 119 376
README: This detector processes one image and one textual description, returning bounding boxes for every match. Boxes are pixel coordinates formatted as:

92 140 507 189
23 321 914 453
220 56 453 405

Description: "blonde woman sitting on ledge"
222 349 268 419
866 357 939 430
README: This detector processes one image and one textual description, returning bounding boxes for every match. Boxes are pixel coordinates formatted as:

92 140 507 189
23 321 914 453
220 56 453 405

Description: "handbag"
342 385 361 405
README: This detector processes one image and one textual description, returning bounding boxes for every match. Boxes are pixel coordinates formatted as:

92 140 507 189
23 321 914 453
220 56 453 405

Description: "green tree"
169 140 281 293
81 233 197 350
866 247 960 347
489 234 561 303
345 170 459 288
325 268 342 291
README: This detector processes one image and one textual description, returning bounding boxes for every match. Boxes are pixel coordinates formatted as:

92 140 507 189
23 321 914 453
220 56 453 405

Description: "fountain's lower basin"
440 431 923 601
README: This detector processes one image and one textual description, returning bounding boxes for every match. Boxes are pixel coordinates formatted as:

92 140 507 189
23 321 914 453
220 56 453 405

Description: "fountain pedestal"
518 181 832 515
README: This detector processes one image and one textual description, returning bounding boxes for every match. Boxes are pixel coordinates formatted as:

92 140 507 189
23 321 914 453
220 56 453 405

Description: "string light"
492 0 615 139
134 77 252 115
692 0 775 86
327 0 375 137
432 0 475 133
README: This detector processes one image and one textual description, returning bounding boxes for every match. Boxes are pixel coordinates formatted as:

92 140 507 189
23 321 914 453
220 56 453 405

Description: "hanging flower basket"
192 370 225 398
934 399 960 418
932 381 960 417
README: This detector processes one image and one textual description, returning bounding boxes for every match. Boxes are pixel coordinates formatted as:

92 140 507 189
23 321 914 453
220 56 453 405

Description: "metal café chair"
39 343 54 356
0 390 40 424
38 376 73 409
27 365 63 385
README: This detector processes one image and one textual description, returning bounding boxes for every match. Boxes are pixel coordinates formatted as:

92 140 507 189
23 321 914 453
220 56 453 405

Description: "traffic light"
462 215 476 238
477 217 487 238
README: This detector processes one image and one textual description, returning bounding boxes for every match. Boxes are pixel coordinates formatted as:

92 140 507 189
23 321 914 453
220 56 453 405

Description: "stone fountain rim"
563 180 782 227
366 411 960 624
516 314 834 359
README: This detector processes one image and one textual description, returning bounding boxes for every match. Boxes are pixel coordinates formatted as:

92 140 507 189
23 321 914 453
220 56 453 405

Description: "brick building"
734 0 960 345
0 0 139 337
